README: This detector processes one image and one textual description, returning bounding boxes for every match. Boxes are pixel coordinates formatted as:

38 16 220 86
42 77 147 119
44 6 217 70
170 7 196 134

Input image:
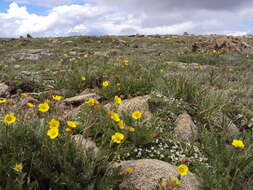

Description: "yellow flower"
117 120 124 129
232 139 245 148
123 60 129 66
52 95 62 101
0 99 8 104
111 132 124 143
170 177 181 187
47 128 59 139
125 167 134 173
114 96 122 104
27 103 35 108
3 113 16 124
38 102 50 112
132 111 142 120
129 127 135 132
67 121 78 128
178 164 189 176
107 111 113 115
102 81 109 87
65 128 71 132
13 163 23 172
160 69 164 73
20 93 28 98
111 112 120 122
81 76 86 81
85 98 99 106
49 119 60 129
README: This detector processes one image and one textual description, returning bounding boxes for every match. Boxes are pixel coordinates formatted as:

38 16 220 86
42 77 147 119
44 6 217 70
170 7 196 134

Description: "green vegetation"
0 35 252 189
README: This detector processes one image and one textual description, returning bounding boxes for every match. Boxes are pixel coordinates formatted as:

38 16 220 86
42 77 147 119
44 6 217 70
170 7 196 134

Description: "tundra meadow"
0 35 252 190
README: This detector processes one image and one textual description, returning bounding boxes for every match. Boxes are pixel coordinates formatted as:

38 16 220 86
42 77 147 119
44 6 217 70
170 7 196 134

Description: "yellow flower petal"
27 103 35 108
111 112 120 122
49 119 60 129
38 102 50 112
232 139 245 148
102 81 109 87
65 128 72 132
117 120 125 129
52 95 63 101
114 96 122 104
111 132 124 143
67 121 78 128
178 164 189 176
0 99 8 104
132 111 142 120
3 113 16 124
47 128 59 139
13 163 23 172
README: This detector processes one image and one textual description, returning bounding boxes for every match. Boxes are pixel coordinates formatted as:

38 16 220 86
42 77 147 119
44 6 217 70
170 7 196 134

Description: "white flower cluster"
122 137 208 165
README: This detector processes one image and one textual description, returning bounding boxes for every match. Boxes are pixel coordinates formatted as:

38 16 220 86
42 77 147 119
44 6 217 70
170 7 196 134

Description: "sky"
0 0 253 37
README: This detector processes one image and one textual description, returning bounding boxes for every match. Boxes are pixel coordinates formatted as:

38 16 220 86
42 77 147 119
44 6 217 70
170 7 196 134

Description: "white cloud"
226 31 248 36
0 2 108 37
8 0 83 8
0 2 252 37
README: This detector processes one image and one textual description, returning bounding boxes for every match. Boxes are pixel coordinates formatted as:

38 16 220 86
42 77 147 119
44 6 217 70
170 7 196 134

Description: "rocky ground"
0 34 252 190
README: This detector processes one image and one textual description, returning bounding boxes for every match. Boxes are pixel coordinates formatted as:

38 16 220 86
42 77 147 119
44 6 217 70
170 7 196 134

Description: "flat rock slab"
166 61 213 70
9 49 53 61
64 93 100 104
115 159 202 190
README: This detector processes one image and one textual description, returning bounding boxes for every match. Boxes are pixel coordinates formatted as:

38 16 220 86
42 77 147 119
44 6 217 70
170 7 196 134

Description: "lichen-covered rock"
214 113 240 137
10 49 53 61
114 159 202 190
63 105 82 120
64 93 100 104
174 112 198 142
71 135 99 155
166 61 212 70
104 95 152 120
0 83 9 97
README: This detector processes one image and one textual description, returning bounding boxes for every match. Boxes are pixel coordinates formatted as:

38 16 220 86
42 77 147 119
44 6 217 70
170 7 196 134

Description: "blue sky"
0 0 252 37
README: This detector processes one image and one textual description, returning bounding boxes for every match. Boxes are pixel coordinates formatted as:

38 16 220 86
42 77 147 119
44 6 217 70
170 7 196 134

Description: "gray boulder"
114 159 202 190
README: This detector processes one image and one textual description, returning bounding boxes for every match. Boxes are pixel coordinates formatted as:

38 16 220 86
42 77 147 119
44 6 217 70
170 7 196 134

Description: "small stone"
113 39 128 46
71 135 99 155
62 41 73 44
84 39 92 43
63 105 82 120
0 83 9 97
69 51 77 56
106 49 121 56
174 112 198 142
